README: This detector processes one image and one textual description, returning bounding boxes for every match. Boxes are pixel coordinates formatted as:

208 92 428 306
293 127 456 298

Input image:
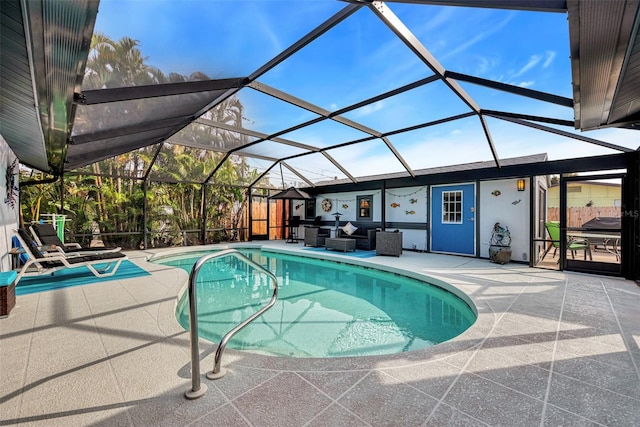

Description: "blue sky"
94 0 638 184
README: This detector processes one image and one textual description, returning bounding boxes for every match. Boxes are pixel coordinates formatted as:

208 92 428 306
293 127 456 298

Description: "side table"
376 231 403 257
325 238 356 252
1 270 17 318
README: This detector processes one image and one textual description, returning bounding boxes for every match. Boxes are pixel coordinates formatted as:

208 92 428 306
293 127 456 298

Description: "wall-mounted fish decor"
491 190 501 197
405 210 415 215
342 204 349 209
409 198 418 204
512 199 521 205
390 202 400 208
295 204 302 210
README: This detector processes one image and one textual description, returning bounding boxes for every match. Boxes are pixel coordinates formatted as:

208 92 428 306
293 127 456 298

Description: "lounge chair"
30 223 121 256
14 228 127 285
541 221 592 261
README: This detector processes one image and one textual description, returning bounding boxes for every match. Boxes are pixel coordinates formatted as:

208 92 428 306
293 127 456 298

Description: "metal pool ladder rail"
185 249 278 399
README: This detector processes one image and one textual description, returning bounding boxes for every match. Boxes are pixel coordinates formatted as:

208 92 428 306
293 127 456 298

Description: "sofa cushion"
342 222 358 236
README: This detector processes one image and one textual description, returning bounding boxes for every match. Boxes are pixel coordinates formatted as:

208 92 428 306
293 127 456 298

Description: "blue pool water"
153 249 476 358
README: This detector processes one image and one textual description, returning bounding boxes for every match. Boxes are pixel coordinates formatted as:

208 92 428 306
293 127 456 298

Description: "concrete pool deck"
1 242 639 426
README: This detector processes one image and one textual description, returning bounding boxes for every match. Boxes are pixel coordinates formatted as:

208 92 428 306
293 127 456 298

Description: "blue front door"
430 183 476 256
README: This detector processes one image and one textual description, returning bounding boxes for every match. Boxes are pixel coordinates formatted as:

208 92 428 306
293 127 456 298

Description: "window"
305 199 316 219
357 195 372 220
442 191 462 223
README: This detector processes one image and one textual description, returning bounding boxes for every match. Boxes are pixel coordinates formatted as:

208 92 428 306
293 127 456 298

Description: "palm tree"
84 33 152 89
36 32 261 247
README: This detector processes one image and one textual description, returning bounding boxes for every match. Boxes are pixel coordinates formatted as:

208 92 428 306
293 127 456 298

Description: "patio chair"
541 222 592 261
14 228 127 285
30 223 121 256
304 226 329 247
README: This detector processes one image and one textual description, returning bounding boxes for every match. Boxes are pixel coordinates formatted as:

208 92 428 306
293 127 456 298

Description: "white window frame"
442 190 463 224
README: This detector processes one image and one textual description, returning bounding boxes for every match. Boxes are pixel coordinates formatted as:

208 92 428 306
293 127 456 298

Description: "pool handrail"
185 248 278 399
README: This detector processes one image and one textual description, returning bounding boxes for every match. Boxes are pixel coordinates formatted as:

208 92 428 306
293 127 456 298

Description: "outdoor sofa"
335 227 377 250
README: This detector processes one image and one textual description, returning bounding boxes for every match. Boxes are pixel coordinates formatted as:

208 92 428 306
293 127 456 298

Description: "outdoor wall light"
517 179 526 191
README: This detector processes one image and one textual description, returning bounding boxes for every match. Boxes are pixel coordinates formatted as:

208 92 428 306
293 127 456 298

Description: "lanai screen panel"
69 90 230 170
456 82 575 123
147 144 225 183
236 141 311 160
486 117 635 161
87 1 344 88
324 139 408 178
258 6 434 112
68 145 160 179
283 152 350 185
205 154 276 188
167 120 257 153
66 129 173 171
393 3 572 88
235 87 323 135
277 119 373 150
340 80 472 134
384 115 495 171
74 0 639 190
73 91 227 135
260 167 304 190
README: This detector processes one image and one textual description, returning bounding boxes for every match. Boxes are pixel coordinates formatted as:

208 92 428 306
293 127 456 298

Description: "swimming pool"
153 248 476 358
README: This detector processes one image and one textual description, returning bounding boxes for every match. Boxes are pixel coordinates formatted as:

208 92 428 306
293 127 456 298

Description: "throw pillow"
342 222 358 236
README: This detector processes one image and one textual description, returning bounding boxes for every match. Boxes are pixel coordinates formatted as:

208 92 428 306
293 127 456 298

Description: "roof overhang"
0 0 98 174
568 0 640 130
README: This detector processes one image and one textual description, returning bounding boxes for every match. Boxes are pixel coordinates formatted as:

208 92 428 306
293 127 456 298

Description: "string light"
386 186 427 198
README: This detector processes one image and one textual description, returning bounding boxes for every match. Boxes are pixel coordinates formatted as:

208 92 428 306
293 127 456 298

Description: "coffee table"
325 238 356 252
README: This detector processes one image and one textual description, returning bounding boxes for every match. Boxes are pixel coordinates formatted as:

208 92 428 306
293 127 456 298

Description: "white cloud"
543 51 556 68
441 12 516 61
425 8 455 32
351 100 385 118
512 55 541 79
518 80 535 88
442 33 488 62
474 56 492 75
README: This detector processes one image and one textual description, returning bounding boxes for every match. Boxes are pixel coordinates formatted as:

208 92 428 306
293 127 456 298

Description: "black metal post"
200 184 207 244
381 181 386 231
59 173 64 214
142 180 148 250
622 151 640 281
559 174 567 270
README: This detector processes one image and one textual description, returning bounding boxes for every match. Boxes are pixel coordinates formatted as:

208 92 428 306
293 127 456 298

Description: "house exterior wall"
311 191 383 223
548 183 622 208
1 135 20 273
384 186 428 251
479 179 530 262
312 178 532 261
307 188 430 250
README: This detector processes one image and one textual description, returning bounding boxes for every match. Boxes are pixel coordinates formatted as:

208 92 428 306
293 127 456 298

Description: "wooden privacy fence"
548 207 621 228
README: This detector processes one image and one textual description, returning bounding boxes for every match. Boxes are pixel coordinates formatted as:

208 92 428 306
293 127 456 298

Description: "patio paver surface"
1 242 639 426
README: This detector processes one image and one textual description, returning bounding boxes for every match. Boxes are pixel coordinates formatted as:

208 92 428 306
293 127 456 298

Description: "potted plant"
489 222 512 264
